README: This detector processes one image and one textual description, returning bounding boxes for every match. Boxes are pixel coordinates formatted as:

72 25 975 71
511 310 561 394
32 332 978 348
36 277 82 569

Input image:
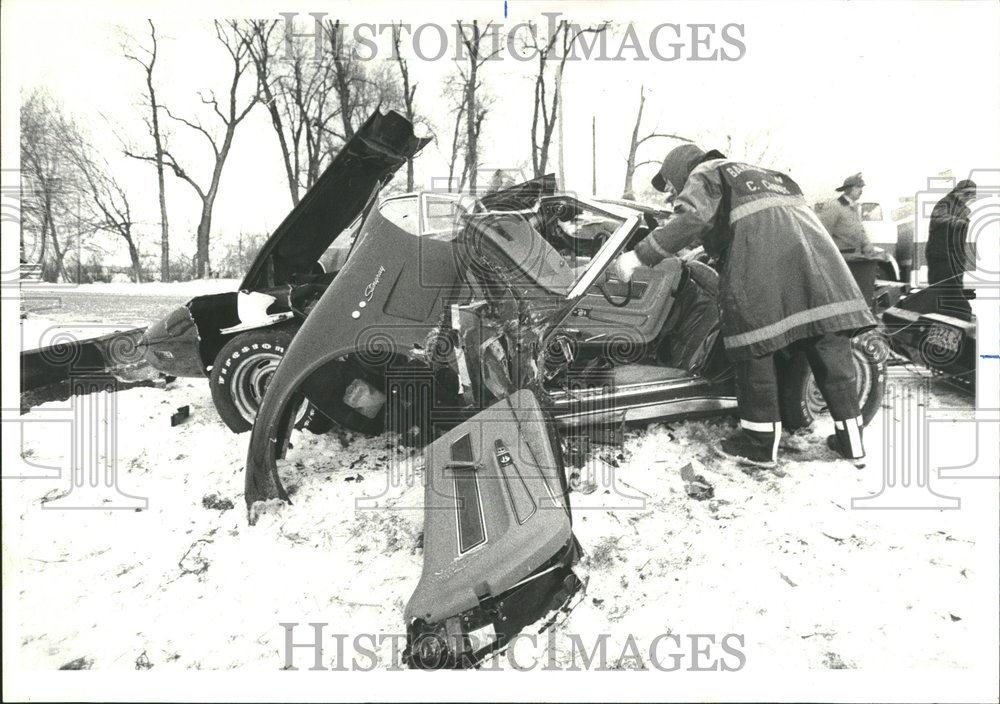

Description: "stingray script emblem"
365 265 386 301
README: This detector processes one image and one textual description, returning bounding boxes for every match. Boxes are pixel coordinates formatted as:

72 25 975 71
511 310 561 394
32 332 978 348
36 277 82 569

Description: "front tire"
209 327 333 434
778 330 887 430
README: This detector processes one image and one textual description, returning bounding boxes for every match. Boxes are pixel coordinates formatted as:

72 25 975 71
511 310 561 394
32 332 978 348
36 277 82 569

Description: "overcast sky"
4 0 999 265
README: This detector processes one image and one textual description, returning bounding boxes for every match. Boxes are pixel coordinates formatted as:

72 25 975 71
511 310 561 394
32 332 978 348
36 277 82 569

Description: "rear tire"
209 327 333 434
778 330 886 431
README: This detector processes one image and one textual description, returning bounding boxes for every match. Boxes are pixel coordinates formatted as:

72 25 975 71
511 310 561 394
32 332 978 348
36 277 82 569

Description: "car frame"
240 141 888 667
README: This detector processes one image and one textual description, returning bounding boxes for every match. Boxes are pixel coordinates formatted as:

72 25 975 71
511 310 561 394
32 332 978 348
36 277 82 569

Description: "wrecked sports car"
142 109 567 432
141 110 432 432
240 112 887 668
882 283 976 392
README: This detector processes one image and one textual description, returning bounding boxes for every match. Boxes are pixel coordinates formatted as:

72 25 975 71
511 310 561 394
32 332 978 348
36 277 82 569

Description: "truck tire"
209 327 333 434
778 330 887 431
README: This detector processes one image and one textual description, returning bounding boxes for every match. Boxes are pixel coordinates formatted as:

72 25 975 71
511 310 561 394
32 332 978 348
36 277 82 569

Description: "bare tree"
239 19 391 204
525 20 606 179
128 21 258 278
454 20 502 194
122 20 170 281
20 90 79 281
66 132 144 282
391 22 418 191
238 19 341 204
621 86 692 200
319 21 395 162
440 74 468 193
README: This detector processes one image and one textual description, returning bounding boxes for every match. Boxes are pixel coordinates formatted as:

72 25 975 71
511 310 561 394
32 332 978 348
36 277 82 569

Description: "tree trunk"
591 115 597 196
622 87 645 200
44 199 66 282
124 232 144 283
262 83 299 205
144 23 171 282
557 87 565 189
464 25 479 194
195 212 212 278
447 101 465 192
155 160 169 280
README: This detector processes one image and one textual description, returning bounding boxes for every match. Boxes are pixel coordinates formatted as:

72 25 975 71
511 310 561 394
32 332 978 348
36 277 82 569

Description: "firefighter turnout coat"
634 159 877 361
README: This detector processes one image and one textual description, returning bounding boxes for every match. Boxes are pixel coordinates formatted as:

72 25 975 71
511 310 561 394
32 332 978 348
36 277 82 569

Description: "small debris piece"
679 461 715 501
344 473 365 482
779 572 798 587
135 651 153 670
823 651 850 669
178 539 212 577
949 613 962 622
59 656 93 670
201 493 234 511
170 405 190 427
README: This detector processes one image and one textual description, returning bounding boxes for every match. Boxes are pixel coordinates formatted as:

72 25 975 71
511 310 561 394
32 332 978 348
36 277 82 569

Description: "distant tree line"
21 18 698 284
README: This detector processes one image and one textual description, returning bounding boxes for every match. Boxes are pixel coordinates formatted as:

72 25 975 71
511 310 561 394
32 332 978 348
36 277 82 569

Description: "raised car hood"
241 110 430 291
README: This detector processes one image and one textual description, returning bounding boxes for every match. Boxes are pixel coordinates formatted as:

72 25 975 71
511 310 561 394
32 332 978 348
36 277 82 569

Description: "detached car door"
404 389 580 669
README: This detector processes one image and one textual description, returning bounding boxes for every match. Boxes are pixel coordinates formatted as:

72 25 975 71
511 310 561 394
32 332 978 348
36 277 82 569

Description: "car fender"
244 210 462 513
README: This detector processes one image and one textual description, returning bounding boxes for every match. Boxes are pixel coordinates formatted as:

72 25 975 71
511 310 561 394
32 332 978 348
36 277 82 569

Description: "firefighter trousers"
733 332 860 425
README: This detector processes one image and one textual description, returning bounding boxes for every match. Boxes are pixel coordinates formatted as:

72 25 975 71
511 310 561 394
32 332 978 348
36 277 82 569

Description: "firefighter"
609 144 877 466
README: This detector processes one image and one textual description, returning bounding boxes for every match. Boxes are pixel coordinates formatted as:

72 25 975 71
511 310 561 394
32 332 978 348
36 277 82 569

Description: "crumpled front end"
142 303 206 378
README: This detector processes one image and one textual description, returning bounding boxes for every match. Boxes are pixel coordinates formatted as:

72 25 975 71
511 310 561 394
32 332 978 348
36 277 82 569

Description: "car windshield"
423 195 467 235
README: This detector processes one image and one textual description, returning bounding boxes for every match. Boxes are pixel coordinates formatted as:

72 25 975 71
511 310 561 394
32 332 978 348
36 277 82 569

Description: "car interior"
458 194 728 393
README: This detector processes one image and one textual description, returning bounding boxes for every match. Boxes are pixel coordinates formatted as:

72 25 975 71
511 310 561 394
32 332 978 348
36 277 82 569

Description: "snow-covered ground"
3 371 996 675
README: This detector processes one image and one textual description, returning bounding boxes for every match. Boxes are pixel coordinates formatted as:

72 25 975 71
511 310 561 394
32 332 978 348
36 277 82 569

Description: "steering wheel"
597 271 635 308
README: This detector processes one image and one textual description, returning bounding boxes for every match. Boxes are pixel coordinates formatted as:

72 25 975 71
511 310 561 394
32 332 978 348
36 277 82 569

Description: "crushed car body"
240 117 888 666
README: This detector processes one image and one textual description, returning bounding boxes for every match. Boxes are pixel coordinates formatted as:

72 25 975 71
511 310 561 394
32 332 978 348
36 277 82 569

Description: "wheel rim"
231 352 283 423
803 349 873 419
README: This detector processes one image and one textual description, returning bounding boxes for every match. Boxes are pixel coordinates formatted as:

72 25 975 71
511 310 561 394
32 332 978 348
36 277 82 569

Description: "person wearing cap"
816 173 878 256
925 179 977 320
609 144 877 466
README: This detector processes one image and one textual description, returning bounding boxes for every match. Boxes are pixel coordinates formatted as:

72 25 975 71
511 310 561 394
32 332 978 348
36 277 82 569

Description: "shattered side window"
378 196 419 236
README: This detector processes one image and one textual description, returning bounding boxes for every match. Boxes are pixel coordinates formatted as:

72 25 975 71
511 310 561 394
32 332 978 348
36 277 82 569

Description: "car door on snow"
403 389 580 668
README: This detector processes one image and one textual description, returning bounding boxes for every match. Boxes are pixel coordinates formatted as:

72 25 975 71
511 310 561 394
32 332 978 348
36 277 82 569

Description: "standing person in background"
925 179 977 321
817 173 878 257
817 172 887 305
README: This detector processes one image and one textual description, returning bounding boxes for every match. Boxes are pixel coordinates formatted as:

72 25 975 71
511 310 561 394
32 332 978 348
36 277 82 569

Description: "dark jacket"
925 193 971 269
634 159 876 361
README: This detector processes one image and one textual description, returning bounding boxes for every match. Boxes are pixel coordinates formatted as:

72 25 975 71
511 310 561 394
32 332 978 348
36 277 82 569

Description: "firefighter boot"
827 416 866 466
720 420 780 468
